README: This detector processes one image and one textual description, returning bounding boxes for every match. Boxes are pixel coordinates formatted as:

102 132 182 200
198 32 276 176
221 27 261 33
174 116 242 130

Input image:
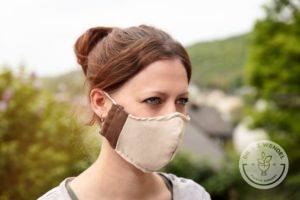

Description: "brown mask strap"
100 104 128 149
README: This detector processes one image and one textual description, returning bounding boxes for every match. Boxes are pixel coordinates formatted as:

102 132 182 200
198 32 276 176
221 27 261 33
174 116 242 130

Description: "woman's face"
92 58 189 118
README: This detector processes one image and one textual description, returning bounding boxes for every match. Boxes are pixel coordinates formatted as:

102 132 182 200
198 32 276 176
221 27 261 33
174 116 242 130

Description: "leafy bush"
0 68 91 200
244 0 300 198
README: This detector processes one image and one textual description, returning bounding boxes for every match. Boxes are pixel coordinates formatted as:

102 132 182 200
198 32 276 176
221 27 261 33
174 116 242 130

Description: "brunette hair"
74 24 192 126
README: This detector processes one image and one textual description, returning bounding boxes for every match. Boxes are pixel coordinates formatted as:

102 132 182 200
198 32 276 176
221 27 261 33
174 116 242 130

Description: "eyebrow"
144 90 189 97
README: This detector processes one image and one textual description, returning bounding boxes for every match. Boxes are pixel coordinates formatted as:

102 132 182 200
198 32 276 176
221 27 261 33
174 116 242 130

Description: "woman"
38 25 211 200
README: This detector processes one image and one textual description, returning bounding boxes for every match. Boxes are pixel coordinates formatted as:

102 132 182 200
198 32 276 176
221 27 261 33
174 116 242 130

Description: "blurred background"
0 0 299 199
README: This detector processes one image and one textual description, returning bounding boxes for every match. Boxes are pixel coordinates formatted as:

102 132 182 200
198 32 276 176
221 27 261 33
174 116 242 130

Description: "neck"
69 138 165 199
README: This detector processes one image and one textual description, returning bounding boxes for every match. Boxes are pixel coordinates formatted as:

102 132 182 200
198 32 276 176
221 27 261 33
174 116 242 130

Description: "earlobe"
99 115 105 123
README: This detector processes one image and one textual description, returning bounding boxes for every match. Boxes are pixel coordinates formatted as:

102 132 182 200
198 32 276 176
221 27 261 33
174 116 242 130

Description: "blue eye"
144 97 161 105
177 98 189 105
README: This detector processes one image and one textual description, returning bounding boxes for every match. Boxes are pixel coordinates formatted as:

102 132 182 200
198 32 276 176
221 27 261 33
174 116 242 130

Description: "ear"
89 88 112 119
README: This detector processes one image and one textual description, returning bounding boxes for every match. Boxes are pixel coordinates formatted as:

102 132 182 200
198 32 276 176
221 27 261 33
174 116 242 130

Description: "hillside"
188 33 251 91
41 70 87 97
41 32 252 94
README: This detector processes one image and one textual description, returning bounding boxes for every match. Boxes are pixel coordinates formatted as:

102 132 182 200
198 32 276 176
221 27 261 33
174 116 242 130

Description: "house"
181 102 233 167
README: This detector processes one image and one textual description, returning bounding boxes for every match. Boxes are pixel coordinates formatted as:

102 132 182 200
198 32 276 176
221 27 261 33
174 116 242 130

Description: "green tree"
245 0 300 198
0 67 91 200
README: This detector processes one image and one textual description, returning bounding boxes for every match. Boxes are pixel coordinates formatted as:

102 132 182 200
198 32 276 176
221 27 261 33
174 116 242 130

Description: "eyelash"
143 97 189 105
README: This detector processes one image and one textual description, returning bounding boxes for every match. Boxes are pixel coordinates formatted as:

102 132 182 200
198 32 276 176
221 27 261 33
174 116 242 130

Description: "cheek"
129 98 165 117
119 96 156 117
132 103 162 117
176 106 187 114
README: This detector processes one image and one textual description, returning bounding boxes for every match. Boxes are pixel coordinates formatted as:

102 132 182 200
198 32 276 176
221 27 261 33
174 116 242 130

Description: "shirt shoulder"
159 172 211 200
37 177 74 200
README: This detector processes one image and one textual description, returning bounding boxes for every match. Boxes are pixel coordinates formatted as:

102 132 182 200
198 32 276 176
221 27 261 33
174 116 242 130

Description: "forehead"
122 58 189 94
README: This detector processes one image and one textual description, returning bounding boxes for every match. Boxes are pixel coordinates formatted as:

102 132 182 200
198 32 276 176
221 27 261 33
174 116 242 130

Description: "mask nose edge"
176 112 191 122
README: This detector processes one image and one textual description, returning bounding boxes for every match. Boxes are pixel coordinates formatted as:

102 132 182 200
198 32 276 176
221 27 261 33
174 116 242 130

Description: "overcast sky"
0 0 268 77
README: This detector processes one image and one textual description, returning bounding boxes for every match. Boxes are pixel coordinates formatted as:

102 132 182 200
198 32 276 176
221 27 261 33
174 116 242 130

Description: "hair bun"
74 27 113 76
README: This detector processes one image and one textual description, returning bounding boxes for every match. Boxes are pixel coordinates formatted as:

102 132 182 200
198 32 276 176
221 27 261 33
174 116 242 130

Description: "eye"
143 97 162 105
176 97 189 105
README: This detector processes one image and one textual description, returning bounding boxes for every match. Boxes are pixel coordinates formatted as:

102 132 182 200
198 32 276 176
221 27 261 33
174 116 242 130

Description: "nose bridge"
163 97 189 118
164 98 178 114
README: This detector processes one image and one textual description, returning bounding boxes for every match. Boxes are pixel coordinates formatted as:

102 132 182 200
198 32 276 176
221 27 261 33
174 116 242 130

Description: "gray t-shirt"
37 172 211 200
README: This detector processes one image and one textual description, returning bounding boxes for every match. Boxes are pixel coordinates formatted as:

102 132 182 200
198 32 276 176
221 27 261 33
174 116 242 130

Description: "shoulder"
37 177 73 200
37 186 63 200
158 172 211 200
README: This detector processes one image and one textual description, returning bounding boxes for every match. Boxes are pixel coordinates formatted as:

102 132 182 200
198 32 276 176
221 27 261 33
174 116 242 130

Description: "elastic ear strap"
103 91 117 105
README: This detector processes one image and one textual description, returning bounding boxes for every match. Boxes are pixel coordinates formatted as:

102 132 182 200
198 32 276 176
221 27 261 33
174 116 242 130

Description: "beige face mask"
99 91 191 173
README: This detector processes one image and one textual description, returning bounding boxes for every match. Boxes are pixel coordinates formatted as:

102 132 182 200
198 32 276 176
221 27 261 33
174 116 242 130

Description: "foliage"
245 0 300 198
0 67 91 200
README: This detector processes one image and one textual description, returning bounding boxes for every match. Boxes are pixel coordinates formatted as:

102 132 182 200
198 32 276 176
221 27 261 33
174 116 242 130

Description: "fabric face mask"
99 91 191 173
